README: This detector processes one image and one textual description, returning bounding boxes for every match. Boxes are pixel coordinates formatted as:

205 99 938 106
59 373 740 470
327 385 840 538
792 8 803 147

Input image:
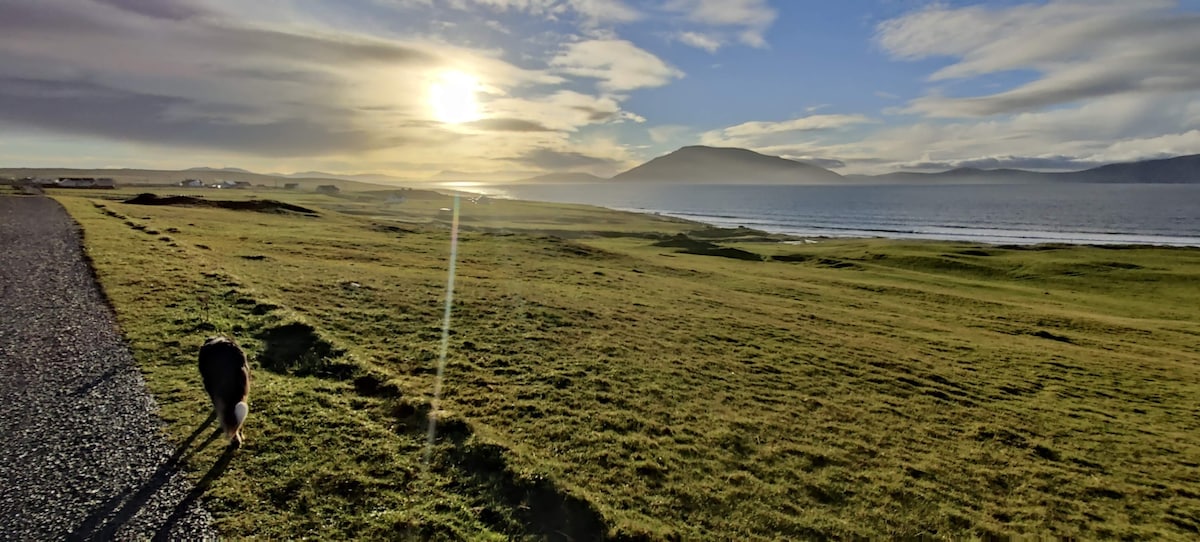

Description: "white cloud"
551 39 684 91
677 31 721 53
484 20 511 34
0 0 656 176
648 124 689 143
463 0 640 24
618 111 646 123
806 93 1200 173
664 0 776 47
567 0 641 23
688 85 1200 175
483 90 637 131
877 0 1200 117
714 114 874 139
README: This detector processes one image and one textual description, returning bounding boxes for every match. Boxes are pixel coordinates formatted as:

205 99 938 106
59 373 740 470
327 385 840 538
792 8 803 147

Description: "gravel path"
0 197 218 541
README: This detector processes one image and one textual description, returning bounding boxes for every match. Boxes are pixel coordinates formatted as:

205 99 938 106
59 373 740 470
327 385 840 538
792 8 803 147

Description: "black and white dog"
199 337 251 448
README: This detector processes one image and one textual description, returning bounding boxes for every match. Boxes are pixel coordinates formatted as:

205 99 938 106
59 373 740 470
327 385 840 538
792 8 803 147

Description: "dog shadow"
66 412 236 541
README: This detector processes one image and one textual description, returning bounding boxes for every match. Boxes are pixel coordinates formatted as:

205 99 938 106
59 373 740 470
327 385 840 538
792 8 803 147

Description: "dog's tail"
234 401 249 427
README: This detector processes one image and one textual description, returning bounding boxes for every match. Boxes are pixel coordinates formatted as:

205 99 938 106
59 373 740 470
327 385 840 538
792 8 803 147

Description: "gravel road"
0 197 218 541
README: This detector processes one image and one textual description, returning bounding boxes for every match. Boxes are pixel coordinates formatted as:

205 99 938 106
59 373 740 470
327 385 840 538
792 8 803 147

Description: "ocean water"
494 183 1200 246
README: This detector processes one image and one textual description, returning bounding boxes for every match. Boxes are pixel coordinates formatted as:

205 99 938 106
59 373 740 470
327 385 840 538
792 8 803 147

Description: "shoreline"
488 182 1200 248
620 207 1200 247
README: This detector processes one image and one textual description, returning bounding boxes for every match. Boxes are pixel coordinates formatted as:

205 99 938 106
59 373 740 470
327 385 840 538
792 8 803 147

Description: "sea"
487 183 1200 247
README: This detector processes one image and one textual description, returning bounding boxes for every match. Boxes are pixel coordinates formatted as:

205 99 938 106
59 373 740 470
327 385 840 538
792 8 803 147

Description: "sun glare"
429 70 481 124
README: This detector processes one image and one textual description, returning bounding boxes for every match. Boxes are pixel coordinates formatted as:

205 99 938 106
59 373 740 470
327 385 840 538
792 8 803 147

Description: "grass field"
43 186 1200 539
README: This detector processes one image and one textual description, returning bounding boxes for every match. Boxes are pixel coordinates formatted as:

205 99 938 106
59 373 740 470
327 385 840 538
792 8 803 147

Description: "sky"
2 0 1200 180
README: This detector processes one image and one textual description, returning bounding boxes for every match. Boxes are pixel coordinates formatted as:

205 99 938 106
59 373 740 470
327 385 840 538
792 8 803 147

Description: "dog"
199 336 251 448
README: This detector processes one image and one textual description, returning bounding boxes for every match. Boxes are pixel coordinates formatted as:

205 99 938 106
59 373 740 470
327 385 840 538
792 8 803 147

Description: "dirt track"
0 196 217 541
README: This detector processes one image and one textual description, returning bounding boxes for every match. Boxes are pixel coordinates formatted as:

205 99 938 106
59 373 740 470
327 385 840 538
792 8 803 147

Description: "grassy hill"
40 186 1200 539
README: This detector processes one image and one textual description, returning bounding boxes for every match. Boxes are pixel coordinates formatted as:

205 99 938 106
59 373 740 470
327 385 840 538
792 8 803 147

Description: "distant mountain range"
513 172 608 184
851 154 1200 184
604 146 1200 185
270 170 415 184
7 148 1200 188
185 166 254 174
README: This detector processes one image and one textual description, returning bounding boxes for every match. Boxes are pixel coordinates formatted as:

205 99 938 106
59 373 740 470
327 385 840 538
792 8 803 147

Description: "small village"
10 177 118 189
1 176 344 194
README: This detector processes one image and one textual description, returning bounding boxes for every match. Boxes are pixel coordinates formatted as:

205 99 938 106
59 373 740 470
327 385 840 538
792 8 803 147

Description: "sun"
429 70 481 124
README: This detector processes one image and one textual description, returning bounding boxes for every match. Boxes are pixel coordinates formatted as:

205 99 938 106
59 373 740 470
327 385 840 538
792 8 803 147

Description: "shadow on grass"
66 412 233 541
395 401 624 542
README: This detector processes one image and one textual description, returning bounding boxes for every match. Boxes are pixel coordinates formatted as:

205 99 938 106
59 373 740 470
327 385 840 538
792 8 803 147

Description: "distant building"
211 180 250 189
316 184 340 194
283 183 299 190
57 177 115 189
180 179 204 187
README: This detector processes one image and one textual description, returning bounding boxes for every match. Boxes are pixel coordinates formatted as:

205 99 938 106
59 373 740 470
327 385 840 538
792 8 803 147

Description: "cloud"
514 148 623 169
617 111 647 123
484 20 511 34
485 90 639 131
0 0 632 173
567 0 641 23
551 39 684 91
677 31 721 53
720 114 873 138
465 118 556 131
93 0 211 20
648 125 690 144
877 1 1200 117
782 92 1200 174
694 115 879 167
0 77 414 156
663 0 777 47
791 157 846 169
463 0 641 24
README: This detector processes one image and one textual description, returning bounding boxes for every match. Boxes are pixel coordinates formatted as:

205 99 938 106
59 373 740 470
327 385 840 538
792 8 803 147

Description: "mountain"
186 166 253 174
865 154 1200 184
1055 154 1200 183
514 172 607 184
285 170 339 178
429 170 543 182
279 171 414 183
611 146 844 184
855 167 1049 184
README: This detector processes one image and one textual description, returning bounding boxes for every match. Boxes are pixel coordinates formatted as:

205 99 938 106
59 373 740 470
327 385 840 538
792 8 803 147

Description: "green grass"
50 188 1200 540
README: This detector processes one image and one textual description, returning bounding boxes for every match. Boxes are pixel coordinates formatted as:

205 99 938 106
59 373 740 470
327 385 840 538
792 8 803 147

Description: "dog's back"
199 336 250 445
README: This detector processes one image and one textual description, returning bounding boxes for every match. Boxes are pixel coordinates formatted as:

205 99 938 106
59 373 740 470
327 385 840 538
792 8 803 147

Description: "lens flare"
424 195 461 468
